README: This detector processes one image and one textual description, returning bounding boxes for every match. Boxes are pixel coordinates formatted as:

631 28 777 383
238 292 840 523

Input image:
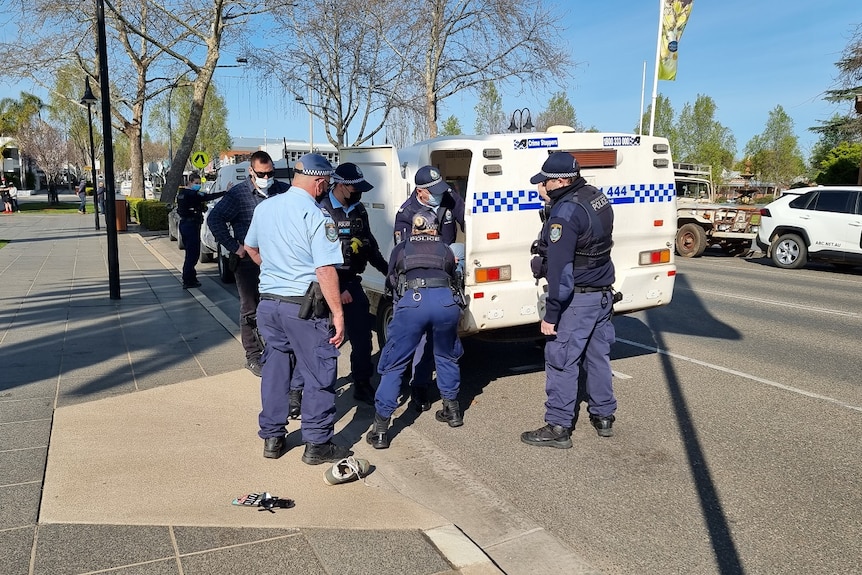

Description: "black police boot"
263 436 284 459
353 379 375 405
301 441 352 465
520 423 573 449
288 390 302 420
365 412 390 449
435 399 463 428
410 385 431 412
590 414 615 438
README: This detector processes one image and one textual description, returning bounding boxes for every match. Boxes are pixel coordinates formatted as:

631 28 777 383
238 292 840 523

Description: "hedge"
131 199 168 231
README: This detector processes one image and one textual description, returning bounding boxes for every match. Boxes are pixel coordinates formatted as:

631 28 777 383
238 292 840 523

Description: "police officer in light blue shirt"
245 153 353 466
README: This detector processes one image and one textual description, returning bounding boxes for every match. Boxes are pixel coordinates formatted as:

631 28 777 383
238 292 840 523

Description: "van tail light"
759 208 771 217
474 265 512 283
639 249 671 265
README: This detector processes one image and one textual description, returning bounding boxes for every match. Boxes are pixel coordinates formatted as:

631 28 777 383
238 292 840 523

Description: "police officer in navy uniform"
314 162 388 407
392 166 465 410
176 172 226 289
366 208 465 449
244 153 353 465
521 152 618 449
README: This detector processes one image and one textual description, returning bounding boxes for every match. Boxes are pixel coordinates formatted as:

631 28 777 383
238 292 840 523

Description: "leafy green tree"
439 115 463 136
815 141 862 185
149 83 231 169
535 92 579 131
474 82 506 135
637 94 678 152
743 105 805 190
674 94 736 184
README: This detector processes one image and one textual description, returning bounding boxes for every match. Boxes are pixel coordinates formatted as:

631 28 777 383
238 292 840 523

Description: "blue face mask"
424 192 443 207
190 184 201 192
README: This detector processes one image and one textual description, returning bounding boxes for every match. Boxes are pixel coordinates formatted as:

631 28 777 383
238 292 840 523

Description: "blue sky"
3 1 860 162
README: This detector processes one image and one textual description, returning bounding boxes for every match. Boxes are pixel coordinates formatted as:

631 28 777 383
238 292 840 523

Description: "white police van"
341 129 678 343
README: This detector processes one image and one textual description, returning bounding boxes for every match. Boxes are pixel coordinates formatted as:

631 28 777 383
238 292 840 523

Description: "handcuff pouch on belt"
298 281 329 320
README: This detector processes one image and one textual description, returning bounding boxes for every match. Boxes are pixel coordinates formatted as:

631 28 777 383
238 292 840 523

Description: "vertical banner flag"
658 0 694 81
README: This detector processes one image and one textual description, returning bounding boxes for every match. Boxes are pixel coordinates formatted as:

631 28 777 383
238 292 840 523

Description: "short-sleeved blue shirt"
245 186 343 297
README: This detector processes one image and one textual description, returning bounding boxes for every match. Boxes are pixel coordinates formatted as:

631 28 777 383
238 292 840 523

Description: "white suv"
757 186 862 269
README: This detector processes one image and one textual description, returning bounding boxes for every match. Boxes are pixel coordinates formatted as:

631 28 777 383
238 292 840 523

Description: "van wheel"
770 233 807 269
375 296 394 349
217 252 235 283
199 251 214 264
676 224 707 258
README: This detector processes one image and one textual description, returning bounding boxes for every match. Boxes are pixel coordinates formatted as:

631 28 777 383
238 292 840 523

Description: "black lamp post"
80 77 100 231
508 108 534 133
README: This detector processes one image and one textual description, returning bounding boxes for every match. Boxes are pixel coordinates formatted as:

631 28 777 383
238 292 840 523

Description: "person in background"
245 153 353 465
520 152 618 449
207 151 290 376
366 208 464 449
76 179 87 214
48 180 59 205
96 179 107 216
176 172 226 289
315 162 388 410
392 166 465 411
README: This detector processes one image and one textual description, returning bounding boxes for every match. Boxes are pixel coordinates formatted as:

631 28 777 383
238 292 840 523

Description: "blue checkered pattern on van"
471 183 674 212
473 190 544 213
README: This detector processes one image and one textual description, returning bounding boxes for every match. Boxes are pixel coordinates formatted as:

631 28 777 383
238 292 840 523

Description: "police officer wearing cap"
314 162 389 407
521 151 618 449
366 208 464 449
176 172 226 289
245 153 354 464
208 151 290 376
392 166 465 410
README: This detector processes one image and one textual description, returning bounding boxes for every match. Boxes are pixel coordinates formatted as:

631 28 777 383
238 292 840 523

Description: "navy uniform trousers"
178 218 202 285
256 298 338 444
544 291 616 427
375 287 463 418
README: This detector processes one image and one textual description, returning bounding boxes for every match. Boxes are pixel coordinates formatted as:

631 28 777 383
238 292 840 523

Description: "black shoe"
246 357 263 377
520 423 572 449
435 398 463 427
353 379 375 405
288 390 302 419
301 441 353 465
410 386 432 412
590 414 615 437
182 280 202 289
365 413 390 449
263 436 284 459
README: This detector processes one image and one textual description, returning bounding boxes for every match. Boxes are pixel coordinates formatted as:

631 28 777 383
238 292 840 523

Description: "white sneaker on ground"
324 456 370 485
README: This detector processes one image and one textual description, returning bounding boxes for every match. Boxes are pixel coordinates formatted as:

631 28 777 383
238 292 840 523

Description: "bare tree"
389 0 572 137
15 119 67 185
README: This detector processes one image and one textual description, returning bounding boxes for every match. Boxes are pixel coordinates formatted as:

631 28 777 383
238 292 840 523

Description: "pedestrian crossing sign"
191 151 210 169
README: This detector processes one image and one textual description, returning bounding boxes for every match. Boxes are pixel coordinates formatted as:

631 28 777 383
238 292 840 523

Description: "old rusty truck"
674 162 760 257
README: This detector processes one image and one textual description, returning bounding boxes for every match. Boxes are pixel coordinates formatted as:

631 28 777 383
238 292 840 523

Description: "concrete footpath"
0 201 511 575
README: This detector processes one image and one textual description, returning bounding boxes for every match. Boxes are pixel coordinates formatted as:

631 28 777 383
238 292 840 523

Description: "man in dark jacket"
207 151 289 375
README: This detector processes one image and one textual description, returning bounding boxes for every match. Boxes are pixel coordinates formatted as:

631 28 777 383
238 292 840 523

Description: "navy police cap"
530 152 581 184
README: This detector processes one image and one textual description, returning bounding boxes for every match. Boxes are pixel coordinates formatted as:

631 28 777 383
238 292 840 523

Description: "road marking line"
617 337 862 413
675 287 862 319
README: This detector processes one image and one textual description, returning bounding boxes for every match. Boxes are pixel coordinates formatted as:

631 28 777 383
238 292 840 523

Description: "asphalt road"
156 237 862 575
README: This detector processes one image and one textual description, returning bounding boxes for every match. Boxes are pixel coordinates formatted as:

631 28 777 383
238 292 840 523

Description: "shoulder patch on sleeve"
325 221 338 242
549 223 563 243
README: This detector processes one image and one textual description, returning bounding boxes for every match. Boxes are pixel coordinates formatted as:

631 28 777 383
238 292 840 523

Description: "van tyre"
676 223 707 258
770 233 807 269
375 296 394 349
217 252 236 284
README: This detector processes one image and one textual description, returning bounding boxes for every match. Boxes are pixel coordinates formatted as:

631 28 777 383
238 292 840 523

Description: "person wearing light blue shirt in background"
245 153 354 466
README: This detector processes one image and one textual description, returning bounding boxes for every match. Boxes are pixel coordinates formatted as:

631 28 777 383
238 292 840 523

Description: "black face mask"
344 191 362 206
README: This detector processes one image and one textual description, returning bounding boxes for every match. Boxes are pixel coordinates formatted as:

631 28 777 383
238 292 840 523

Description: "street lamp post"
508 108 534 133
80 76 100 231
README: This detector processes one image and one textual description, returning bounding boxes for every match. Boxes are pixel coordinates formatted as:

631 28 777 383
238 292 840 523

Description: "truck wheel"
217 252 236 283
676 224 707 258
375 296 394 349
770 233 807 269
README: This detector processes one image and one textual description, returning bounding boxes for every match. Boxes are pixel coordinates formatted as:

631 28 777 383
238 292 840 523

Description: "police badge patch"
325 222 338 242
549 223 562 242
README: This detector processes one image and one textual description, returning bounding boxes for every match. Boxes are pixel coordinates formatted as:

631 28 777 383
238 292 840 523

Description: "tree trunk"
126 121 145 199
